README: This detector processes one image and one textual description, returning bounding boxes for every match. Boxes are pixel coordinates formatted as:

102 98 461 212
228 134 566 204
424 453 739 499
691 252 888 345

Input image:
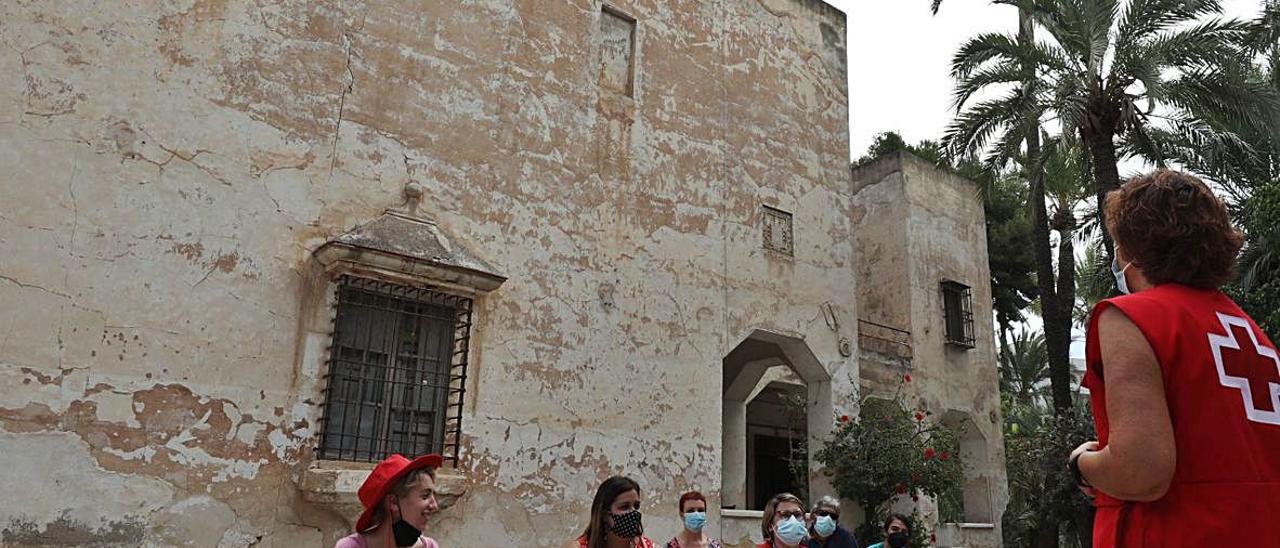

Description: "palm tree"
945 0 1269 261
933 0 1088 420
1073 238 1115 327
1000 328 1051 409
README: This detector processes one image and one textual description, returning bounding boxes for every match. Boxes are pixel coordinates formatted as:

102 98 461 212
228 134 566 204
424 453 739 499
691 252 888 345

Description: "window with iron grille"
318 276 472 464
942 280 975 348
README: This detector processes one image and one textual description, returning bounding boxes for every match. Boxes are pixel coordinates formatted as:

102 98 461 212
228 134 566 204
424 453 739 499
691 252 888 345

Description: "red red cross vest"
1083 284 1280 547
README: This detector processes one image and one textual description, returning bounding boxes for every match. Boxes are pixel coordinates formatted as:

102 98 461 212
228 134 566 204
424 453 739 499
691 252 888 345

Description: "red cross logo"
1209 312 1280 425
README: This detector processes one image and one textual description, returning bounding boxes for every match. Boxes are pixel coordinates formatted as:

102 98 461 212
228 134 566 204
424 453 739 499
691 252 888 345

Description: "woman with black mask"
864 514 910 548
570 475 656 548
336 453 442 548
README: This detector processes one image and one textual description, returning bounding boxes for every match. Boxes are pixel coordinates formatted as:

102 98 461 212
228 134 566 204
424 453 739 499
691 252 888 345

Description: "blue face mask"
683 511 707 532
814 514 837 537
775 515 809 545
1111 257 1133 295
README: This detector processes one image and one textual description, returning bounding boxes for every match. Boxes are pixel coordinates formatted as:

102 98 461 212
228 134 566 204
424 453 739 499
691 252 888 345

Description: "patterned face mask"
610 509 644 538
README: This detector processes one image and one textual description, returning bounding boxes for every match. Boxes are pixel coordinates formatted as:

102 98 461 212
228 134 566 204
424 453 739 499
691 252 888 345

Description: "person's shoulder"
333 534 365 548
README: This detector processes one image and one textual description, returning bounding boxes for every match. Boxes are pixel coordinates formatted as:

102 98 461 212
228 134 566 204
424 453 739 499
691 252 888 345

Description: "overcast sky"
825 0 1266 159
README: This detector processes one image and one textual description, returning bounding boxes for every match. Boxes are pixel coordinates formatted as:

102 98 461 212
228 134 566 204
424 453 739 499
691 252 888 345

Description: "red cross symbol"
1209 313 1280 425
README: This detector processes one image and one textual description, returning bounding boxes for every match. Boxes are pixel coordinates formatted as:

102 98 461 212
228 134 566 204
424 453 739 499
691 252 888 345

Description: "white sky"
826 0 1266 159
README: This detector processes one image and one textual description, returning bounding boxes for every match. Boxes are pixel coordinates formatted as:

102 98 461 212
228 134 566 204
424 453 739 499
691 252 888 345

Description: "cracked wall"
0 0 852 546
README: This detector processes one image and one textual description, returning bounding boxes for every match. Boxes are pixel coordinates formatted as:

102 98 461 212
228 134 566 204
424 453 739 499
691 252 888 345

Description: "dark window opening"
318 276 472 464
942 280 975 348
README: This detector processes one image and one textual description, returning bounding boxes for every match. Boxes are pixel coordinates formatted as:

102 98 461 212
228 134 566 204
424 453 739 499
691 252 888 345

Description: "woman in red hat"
568 475 656 548
335 454 443 548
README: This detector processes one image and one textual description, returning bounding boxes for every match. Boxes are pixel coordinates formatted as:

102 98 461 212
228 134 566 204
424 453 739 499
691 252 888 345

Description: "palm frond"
944 87 1042 159
953 60 1027 109
1239 221 1280 290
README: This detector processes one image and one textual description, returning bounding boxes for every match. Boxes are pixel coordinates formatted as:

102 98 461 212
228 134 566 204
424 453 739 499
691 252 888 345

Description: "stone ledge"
720 509 765 519
300 460 468 525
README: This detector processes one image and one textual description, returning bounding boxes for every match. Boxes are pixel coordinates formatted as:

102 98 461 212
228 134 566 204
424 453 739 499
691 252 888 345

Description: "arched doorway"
721 330 833 510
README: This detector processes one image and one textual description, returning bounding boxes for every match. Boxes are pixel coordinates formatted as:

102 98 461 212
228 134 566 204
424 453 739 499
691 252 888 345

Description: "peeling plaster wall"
0 1 852 546
851 153 1008 547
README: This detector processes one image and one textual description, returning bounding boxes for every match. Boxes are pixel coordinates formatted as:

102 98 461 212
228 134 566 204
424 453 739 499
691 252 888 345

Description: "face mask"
775 515 809 545
391 499 422 547
610 509 644 538
888 531 909 548
683 511 707 533
813 514 837 537
1111 257 1133 295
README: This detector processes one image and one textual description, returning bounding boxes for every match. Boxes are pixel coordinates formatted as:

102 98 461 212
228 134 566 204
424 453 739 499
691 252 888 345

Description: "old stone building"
0 1 1002 547
852 152 1009 547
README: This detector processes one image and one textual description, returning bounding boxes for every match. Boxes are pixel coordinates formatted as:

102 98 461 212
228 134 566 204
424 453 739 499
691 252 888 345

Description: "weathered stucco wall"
0 1 853 546
850 158 910 332
851 153 1008 548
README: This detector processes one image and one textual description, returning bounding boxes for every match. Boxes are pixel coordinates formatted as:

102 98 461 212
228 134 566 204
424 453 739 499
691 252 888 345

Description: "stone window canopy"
313 209 506 294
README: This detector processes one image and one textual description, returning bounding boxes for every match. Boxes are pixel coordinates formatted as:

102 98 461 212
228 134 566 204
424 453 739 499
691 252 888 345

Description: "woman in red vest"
1072 170 1280 547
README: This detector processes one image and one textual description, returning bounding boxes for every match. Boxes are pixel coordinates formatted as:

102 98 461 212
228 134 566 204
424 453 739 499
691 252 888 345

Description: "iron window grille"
318 275 472 464
942 280 975 348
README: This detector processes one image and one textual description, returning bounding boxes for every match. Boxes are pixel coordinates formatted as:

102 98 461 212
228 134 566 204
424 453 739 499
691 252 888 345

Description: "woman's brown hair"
1105 170 1244 288
759 492 807 542
582 475 642 548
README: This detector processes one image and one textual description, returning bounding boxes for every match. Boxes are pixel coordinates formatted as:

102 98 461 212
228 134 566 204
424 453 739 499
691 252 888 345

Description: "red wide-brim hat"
355 453 443 533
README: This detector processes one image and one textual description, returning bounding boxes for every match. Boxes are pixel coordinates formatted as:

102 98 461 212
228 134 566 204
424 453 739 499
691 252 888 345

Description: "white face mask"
1111 257 1133 295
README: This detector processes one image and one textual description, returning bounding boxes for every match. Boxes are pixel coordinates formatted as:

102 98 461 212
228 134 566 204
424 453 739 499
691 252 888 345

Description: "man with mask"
336 454 442 548
805 496 857 548
863 514 910 548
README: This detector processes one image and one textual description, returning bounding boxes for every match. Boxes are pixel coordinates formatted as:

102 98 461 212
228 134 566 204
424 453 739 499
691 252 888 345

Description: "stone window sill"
300 460 468 524
720 509 765 519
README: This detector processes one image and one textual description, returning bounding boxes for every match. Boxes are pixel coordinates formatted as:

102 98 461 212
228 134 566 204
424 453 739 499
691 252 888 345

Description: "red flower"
924 448 936 459
911 494 919 502
904 374 913 382
894 483 907 495
931 533 937 544
839 414 851 423
914 412 925 422
940 451 950 461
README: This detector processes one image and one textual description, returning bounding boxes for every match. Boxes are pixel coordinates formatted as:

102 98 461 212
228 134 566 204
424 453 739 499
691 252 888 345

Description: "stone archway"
721 330 833 510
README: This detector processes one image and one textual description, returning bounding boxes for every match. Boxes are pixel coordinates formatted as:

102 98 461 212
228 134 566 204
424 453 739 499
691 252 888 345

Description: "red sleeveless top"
1084 284 1280 547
